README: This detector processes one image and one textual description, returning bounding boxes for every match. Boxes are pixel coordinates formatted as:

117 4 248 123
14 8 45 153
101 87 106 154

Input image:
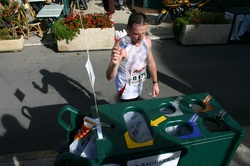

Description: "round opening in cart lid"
159 103 176 115
189 99 206 111
165 122 193 137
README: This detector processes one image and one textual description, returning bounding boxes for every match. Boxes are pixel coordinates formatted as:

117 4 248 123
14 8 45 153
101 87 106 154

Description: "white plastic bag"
124 111 152 143
69 119 97 159
80 133 97 159
69 131 91 155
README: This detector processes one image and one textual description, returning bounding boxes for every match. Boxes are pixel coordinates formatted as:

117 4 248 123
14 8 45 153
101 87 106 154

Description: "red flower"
63 12 113 31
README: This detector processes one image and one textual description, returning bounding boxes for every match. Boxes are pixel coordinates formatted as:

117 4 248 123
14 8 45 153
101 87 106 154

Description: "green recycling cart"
55 92 245 166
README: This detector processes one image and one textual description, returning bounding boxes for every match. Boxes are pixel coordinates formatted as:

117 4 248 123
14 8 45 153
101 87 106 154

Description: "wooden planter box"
179 24 232 45
57 27 115 52
0 36 24 52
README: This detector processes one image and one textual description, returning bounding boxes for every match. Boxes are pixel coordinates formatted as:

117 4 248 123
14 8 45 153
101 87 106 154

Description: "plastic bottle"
119 35 131 49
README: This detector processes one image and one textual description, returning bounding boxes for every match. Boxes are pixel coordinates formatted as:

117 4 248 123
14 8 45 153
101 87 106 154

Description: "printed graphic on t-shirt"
130 66 147 85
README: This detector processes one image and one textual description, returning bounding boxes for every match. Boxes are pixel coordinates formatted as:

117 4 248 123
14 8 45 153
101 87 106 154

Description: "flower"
173 9 230 40
51 11 114 43
0 0 25 40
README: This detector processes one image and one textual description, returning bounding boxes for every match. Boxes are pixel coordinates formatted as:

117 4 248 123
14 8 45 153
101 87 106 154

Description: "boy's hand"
111 47 124 65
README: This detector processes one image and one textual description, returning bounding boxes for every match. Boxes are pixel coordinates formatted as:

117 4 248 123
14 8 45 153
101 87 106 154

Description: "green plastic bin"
55 92 245 166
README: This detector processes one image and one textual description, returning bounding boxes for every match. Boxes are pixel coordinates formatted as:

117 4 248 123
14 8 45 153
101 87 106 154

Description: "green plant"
0 27 13 39
51 11 114 43
0 0 26 39
173 8 230 40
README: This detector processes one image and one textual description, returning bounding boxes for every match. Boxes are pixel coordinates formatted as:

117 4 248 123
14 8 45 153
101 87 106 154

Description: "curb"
243 125 250 132
0 150 58 166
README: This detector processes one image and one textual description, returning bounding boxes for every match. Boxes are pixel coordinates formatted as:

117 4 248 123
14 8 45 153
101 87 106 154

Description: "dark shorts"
102 0 115 14
120 96 140 102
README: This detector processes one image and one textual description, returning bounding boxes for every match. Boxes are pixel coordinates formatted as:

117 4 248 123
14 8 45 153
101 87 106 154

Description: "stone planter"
179 24 232 45
57 27 115 52
0 36 24 52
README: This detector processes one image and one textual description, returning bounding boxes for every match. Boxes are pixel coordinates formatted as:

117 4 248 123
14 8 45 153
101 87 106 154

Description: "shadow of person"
20 105 68 152
0 114 30 155
32 69 94 114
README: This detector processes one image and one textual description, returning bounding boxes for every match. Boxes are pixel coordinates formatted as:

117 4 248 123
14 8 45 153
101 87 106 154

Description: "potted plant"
173 8 231 45
51 11 115 51
0 0 25 52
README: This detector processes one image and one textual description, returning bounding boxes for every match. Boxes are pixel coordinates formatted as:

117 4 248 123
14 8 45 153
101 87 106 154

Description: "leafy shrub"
173 9 230 40
51 11 114 43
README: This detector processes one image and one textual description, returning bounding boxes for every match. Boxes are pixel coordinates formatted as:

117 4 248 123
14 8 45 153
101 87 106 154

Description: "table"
28 0 46 12
36 4 64 40
225 7 250 42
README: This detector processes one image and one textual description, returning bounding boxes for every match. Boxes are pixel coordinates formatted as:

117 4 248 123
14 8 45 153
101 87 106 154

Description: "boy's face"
127 24 148 45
